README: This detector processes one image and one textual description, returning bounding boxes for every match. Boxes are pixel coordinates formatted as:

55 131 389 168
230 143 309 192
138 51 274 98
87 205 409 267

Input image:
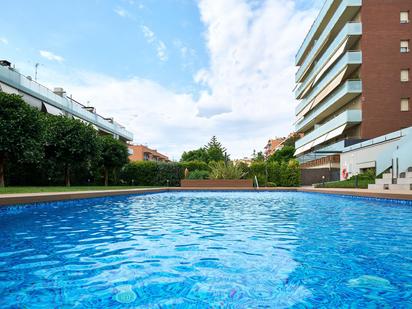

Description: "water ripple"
0 191 411 307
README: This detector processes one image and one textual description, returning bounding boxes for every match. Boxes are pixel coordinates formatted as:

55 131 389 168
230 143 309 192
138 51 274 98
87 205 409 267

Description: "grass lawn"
0 186 164 194
314 177 375 189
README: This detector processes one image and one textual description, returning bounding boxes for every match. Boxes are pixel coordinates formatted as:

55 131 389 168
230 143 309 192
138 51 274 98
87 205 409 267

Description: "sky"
0 0 324 160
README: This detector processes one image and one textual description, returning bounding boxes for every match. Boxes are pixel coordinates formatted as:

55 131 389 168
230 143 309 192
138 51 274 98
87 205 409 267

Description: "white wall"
340 139 400 180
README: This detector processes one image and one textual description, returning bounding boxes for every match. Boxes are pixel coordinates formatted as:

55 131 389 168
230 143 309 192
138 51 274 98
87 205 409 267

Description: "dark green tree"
205 136 227 162
180 148 209 163
267 145 295 163
99 135 129 186
253 151 265 162
0 93 44 187
45 115 99 186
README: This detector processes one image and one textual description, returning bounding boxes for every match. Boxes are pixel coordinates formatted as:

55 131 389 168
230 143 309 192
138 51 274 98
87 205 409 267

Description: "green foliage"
156 162 181 186
209 161 246 180
252 151 265 162
179 161 210 172
188 170 209 180
180 136 228 163
180 148 209 163
120 161 181 186
0 93 44 186
98 135 129 185
314 172 375 189
44 115 100 186
206 136 228 162
247 159 300 187
120 161 158 186
267 146 296 163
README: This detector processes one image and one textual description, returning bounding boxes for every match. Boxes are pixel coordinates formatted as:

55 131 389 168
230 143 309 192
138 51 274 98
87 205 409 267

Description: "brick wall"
361 0 412 138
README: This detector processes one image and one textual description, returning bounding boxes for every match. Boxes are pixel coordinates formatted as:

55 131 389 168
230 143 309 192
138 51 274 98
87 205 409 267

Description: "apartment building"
128 145 169 162
264 138 286 158
0 60 133 142
294 0 412 180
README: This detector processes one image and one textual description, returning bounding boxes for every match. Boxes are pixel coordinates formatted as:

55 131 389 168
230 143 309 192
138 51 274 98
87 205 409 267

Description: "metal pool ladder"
254 175 259 189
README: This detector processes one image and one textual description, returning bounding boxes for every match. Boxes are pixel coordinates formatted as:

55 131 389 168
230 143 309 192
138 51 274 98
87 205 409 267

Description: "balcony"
0 65 133 141
296 0 335 66
295 22 362 89
296 0 362 67
295 109 362 155
295 80 362 132
295 51 362 116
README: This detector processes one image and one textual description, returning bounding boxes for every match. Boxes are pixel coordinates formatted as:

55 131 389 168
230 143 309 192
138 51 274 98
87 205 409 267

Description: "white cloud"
156 41 168 61
114 7 130 18
39 50 64 62
141 25 168 62
0 37 8 45
25 0 318 159
141 25 155 43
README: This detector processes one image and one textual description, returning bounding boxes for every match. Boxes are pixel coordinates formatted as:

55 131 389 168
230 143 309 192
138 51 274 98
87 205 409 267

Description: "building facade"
294 0 412 180
0 60 133 142
128 145 169 162
264 138 286 158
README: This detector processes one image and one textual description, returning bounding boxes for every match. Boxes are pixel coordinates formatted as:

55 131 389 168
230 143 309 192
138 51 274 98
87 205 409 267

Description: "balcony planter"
180 179 253 188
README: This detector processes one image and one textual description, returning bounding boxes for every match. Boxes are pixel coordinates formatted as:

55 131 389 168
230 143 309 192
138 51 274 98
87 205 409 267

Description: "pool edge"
1 187 412 207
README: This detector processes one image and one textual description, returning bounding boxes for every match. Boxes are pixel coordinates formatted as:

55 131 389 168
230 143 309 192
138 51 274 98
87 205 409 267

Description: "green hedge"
247 160 300 187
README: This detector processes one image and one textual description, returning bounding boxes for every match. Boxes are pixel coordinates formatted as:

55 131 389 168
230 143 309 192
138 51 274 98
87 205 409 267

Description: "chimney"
53 87 66 97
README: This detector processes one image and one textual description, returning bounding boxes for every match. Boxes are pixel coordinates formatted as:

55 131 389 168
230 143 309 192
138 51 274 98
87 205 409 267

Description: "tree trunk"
65 164 71 187
104 167 109 186
0 156 5 188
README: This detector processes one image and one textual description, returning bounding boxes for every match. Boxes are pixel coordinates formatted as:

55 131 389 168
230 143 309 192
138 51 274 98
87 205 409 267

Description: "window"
401 98 409 111
401 40 410 53
401 69 410 82
401 11 409 23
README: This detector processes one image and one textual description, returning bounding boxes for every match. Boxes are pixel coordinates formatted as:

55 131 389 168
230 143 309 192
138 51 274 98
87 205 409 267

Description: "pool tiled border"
1 186 412 207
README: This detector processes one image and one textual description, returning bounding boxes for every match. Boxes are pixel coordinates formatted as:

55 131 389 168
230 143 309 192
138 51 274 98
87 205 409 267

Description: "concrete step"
405 172 412 178
375 178 392 185
388 184 412 191
368 184 389 190
396 177 412 185
382 173 392 179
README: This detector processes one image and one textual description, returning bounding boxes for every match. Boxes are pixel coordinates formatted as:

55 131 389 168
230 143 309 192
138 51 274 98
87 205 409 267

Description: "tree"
0 93 44 187
267 145 295 163
99 135 129 186
45 115 99 186
205 136 228 162
180 148 209 163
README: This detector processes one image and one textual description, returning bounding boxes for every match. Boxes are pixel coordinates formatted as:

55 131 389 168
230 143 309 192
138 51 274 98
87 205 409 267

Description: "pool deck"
0 186 411 206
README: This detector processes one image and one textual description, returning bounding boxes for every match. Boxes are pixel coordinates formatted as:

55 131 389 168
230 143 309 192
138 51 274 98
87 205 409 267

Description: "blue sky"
0 0 321 159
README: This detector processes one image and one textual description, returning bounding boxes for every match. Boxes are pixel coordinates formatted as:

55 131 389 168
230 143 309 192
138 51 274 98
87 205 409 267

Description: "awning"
314 38 349 84
325 123 347 140
42 102 63 116
294 140 315 156
311 68 347 111
294 124 347 156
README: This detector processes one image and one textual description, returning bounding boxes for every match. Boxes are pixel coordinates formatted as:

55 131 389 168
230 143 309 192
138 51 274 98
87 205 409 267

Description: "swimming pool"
0 191 411 307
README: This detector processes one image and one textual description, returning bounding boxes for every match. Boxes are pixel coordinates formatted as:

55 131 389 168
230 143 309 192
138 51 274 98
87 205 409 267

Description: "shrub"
209 161 246 179
120 161 158 186
188 170 209 180
247 160 300 187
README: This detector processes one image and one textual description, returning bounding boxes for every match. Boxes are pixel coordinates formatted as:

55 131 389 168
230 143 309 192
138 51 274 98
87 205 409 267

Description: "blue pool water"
0 192 412 308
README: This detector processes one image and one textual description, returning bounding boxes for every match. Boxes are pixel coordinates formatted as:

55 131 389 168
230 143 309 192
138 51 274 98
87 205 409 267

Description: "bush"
247 159 300 187
188 170 209 180
120 161 158 186
209 161 246 179
180 161 210 173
